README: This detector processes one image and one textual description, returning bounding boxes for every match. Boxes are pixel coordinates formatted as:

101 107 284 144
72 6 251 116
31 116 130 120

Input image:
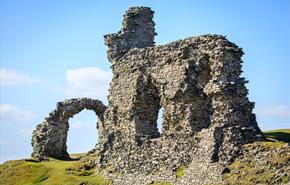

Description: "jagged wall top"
31 7 262 184
104 7 156 61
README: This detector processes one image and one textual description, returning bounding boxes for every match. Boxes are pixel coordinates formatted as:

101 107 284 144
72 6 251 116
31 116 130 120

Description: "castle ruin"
32 7 262 184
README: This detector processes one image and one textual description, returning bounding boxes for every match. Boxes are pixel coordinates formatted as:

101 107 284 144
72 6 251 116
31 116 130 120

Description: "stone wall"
31 98 106 159
31 6 262 184
97 7 262 184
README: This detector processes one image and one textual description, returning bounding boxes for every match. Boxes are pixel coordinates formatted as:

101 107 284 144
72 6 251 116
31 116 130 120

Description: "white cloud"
65 67 112 100
0 104 35 123
255 104 290 118
0 68 41 86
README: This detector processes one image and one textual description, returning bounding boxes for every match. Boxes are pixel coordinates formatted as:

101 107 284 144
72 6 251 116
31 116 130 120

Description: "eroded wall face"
98 7 261 174
31 7 262 183
105 41 213 139
31 98 106 159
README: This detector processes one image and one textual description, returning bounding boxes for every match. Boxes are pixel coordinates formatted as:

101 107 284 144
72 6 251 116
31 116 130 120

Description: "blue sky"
0 0 289 163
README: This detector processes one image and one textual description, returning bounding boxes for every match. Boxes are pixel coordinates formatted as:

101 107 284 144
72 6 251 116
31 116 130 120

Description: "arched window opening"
67 110 98 155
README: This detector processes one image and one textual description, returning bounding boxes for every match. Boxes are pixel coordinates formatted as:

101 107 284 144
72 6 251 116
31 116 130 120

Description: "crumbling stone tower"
32 7 262 184
100 6 261 170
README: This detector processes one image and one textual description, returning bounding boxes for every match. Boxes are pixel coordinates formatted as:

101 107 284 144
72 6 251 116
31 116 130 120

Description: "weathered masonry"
31 98 106 159
32 7 262 184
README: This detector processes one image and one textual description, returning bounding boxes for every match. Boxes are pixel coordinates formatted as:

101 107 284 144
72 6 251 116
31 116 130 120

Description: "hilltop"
0 129 289 185
28 7 272 184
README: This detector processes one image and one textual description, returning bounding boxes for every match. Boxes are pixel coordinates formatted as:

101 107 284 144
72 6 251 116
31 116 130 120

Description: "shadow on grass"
61 157 80 161
264 132 290 143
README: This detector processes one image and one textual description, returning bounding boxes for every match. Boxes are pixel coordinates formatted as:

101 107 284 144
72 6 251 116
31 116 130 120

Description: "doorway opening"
67 109 98 155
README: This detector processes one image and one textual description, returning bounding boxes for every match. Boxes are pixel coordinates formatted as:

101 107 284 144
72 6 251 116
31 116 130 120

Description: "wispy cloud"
255 104 290 118
0 104 35 123
65 67 112 100
0 68 41 86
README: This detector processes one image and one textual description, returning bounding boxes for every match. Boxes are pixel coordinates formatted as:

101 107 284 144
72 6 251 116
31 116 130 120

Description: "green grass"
223 129 290 185
176 166 186 178
0 157 110 185
263 129 290 142
223 141 289 185
1 129 289 185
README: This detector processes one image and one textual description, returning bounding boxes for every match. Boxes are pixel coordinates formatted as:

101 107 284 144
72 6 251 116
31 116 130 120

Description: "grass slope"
0 156 110 185
263 129 290 143
0 129 289 185
223 129 290 185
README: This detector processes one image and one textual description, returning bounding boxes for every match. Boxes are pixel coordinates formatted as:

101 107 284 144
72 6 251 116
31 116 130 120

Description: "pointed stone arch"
31 98 106 160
